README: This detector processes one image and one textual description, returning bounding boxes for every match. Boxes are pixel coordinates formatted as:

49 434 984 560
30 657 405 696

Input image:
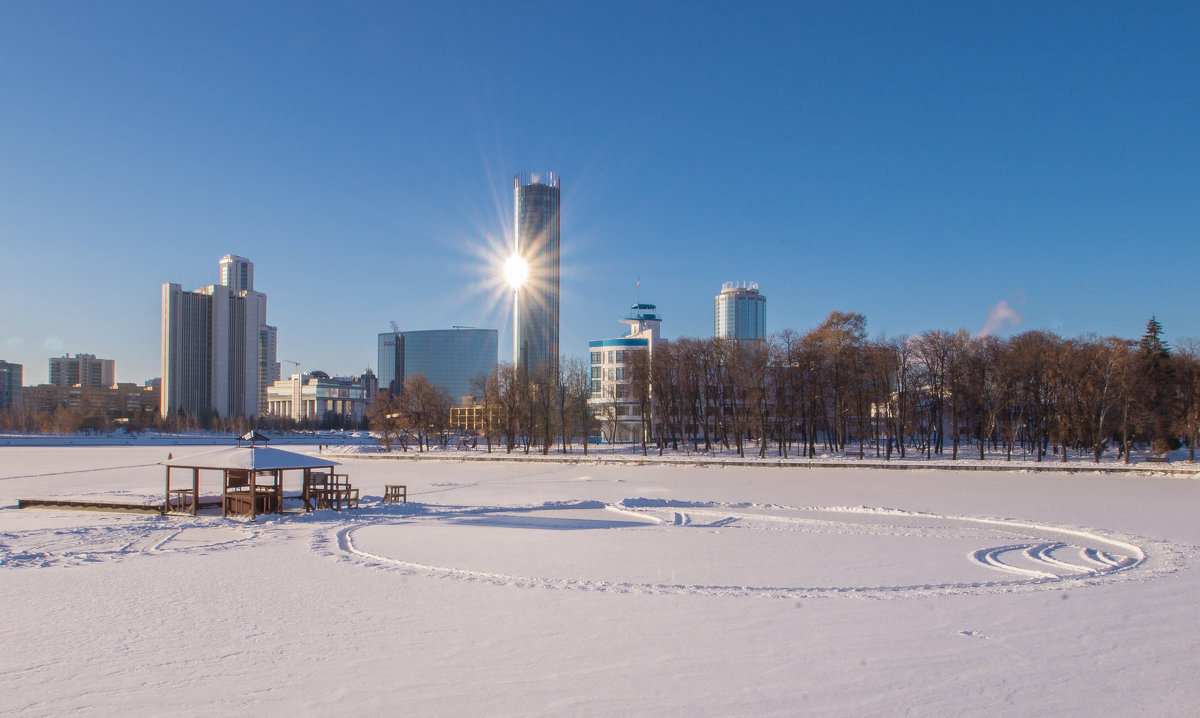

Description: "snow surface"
2 445 1199 716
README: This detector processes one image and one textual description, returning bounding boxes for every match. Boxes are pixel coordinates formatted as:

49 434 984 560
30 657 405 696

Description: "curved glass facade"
714 282 766 342
514 172 560 374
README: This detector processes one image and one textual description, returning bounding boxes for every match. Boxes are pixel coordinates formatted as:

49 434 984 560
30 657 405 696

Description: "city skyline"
2 3 1198 385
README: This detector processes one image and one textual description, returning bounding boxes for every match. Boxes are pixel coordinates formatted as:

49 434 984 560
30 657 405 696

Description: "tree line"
626 313 1199 463
369 362 599 455
379 313 1199 463
0 402 369 436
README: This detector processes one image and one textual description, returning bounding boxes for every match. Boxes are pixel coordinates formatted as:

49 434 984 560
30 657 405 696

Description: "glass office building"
377 328 498 405
715 281 766 342
514 172 560 374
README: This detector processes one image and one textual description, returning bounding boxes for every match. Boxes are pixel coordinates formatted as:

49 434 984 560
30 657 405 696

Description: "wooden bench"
305 472 360 511
313 485 359 510
1144 455 1171 464
383 484 407 504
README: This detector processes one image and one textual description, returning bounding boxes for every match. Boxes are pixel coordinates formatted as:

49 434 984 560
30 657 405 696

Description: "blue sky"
2 1 1197 385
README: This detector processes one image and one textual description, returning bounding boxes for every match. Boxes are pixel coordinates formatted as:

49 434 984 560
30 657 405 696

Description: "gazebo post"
303 468 310 512
222 470 228 518
191 467 199 516
250 469 257 522
164 466 170 512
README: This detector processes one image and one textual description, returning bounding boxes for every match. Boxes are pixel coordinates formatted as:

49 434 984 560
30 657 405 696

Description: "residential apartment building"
24 383 159 419
48 353 116 388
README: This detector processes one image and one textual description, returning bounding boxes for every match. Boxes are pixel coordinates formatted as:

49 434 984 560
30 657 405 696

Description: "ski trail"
971 545 1058 579
0 521 258 568
1028 543 1095 575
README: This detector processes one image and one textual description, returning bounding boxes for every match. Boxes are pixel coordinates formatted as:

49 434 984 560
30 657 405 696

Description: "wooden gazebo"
161 434 356 519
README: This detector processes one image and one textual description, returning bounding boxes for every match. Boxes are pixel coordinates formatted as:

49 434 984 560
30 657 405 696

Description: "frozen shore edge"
346 451 1200 477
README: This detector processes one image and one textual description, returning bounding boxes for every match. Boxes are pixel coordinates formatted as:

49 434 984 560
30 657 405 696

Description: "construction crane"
283 359 300 377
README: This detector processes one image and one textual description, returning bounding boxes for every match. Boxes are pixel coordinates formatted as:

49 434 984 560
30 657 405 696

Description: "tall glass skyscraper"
715 281 766 342
514 172 560 374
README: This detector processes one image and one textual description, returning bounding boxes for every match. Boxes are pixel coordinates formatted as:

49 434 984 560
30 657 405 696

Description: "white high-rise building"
219 254 255 293
715 281 766 343
161 256 273 419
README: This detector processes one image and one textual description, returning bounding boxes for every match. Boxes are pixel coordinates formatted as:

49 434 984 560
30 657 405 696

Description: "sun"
504 254 528 288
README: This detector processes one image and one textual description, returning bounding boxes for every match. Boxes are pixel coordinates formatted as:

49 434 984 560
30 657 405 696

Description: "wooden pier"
17 498 169 515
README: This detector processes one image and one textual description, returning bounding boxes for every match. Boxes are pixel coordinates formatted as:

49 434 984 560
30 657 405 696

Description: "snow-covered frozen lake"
2 446 1198 716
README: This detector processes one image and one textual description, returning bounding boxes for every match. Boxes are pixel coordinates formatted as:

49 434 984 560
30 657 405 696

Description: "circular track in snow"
330 500 1188 600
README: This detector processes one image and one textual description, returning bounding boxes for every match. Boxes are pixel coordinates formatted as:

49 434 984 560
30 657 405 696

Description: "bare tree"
529 362 558 455
812 312 867 454
368 390 404 451
559 357 593 453
1176 339 1200 463
626 347 652 456
470 369 501 453
649 341 680 455
397 374 450 451
495 363 523 453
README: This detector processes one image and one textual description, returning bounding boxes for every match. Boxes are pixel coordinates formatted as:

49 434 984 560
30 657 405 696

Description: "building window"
615 367 625 381
616 385 629 398
590 380 601 395
591 352 601 364
591 366 601 379
606 368 615 381
607 351 614 363
615 350 626 362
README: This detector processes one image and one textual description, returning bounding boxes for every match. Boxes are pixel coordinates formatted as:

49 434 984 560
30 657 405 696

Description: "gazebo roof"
239 430 272 446
162 445 338 471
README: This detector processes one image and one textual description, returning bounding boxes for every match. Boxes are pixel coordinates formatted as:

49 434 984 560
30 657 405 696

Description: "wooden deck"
18 498 169 515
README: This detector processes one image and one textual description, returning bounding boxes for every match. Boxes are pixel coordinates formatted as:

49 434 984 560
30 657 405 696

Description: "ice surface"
2 446 1198 716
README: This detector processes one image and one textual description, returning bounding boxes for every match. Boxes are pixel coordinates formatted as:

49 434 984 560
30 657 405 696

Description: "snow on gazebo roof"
162 445 338 471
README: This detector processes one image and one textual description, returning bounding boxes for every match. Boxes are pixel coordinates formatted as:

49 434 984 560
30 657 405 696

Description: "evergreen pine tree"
1139 315 1178 453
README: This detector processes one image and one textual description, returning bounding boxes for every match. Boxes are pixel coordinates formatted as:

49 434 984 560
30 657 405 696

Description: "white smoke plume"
976 300 1023 338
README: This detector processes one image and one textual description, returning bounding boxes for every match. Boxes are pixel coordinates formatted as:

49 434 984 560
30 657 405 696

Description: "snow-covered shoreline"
5 431 1196 475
